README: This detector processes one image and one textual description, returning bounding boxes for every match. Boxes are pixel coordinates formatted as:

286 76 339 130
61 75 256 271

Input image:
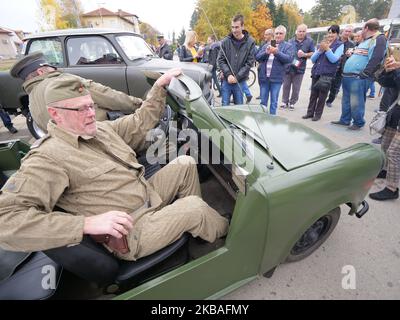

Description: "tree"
248 4 273 42
37 0 68 30
59 0 83 28
190 8 200 30
275 5 288 28
177 28 186 45
369 0 393 19
282 1 303 38
252 0 266 9
140 22 160 47
267 0 277 22
193 0 253 41
311 0 347 24
303 11 319 28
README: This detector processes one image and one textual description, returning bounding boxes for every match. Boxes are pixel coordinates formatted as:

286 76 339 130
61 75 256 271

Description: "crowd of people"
152 15 399 201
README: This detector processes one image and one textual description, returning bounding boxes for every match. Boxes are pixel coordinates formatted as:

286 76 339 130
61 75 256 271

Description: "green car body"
0 75 383 300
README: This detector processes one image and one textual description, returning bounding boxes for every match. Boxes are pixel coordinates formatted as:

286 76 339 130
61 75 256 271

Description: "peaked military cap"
10 52 55 80
44 76 90 106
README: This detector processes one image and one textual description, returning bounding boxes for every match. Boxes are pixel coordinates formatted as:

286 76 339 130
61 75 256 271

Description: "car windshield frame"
115 34 156 61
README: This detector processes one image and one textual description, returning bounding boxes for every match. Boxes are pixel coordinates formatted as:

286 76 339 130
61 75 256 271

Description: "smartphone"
271 40 276 47
391 46 400 62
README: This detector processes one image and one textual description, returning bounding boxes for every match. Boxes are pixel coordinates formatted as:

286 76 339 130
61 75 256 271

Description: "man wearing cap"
10 52 144 133
156 35 173 60
0 68 228 260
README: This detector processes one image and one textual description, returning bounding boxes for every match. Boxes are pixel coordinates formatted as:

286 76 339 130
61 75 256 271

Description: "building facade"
0 28 24 59
81 8 140 34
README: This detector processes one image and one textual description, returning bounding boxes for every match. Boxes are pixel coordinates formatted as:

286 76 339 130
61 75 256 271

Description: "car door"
64 35 129 94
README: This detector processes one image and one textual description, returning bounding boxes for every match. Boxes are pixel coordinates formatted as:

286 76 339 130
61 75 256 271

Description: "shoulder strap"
387 94 400 114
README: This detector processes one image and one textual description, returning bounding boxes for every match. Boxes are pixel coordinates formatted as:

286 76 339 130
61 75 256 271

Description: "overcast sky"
0 0 316 35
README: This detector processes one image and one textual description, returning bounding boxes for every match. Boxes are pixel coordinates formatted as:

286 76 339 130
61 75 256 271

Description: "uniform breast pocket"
82 162 118 180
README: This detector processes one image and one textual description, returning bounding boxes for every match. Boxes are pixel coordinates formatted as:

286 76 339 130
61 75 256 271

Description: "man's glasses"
275 32 284 35
51 104 95 114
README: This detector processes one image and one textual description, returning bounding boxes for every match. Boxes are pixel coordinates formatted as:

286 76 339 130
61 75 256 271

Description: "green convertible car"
0 74 383 300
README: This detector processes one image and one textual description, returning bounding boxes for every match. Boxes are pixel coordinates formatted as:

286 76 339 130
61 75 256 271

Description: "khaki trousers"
134 156 229 259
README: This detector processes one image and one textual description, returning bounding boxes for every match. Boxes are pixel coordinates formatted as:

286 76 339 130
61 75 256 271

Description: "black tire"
286 207 341 263
246 69 256 88
26 112 45 140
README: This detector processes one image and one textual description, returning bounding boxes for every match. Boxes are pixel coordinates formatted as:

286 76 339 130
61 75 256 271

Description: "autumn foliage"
193 0 303 43
248 4 273 41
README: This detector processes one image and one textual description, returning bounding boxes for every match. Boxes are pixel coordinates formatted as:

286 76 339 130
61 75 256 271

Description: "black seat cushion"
117 233 189 282
44 236 119 286
44 234 189 286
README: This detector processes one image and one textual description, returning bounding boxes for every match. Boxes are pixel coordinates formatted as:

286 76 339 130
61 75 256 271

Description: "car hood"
214 106 341 171
137 57 211 84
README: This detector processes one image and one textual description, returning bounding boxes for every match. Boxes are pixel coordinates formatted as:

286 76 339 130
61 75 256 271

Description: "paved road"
1 62 399 300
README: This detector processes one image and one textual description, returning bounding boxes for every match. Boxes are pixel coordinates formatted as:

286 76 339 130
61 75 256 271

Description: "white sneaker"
289 104 295 111
280 103 288 109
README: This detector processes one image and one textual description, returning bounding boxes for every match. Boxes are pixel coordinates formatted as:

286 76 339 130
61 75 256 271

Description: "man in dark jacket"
217 14 256 106
202 35 221 96
281 24 315 110
370 56 400 201
156 35 173 61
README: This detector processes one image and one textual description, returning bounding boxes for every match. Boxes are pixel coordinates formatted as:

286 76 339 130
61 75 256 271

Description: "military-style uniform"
23 71 143 132
0 82 228 261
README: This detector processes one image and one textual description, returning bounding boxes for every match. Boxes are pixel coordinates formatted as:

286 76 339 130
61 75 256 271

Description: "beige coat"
23 71 143 132
0 84 228 260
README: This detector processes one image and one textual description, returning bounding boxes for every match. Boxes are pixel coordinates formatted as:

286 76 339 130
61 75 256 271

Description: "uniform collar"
47 121 96 148
23 71 63 94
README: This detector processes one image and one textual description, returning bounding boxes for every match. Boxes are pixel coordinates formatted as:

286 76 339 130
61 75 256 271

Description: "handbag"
369 97 400 135
313 75 333 92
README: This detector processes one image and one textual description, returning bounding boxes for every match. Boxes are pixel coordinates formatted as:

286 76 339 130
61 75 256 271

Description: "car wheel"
286 207 341 263
26 112 45 140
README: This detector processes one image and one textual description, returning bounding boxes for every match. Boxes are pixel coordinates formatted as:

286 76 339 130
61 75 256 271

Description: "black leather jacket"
217 31 256 82
157 43 173 60
377 69 400 131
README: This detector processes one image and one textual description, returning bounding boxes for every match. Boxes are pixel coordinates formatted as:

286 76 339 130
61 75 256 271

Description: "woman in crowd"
255 25 294 115
179 31 203 63
370 55 400 201
303 25 344 121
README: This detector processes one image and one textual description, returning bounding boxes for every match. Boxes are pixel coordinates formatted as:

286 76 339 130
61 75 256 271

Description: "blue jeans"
221 80 245 106
241 82 252 98
212 69 221 94
368 81 376 97
259 80 282 115
340 77 369 127
0 109 12 128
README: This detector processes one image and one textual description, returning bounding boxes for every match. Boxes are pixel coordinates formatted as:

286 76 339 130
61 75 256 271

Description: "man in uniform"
10 52 143 133
0 69 229 261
